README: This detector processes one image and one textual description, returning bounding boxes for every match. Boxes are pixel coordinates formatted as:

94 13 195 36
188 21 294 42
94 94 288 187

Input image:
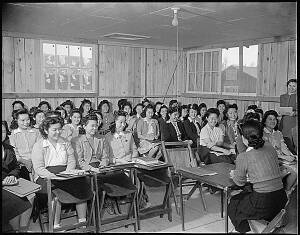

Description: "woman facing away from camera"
228 120 287 233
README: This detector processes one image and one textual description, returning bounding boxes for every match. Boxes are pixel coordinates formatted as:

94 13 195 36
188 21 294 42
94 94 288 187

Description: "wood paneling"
2 37 15 92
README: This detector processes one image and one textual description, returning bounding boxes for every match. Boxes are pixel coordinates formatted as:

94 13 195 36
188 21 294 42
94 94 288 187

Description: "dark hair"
91 110 103 129
228 103 238 110
32 109 45 126
189 103 199 112
2 120 11 138
240 119 265 149
247 104 258 111
198 103 207 110
168 107 179 115
55 106 67 118
158 104 169 119
110 110 127 134
287 79 297 86
81 113 98 126
69 108 82 122
61 100 74 109
14 108 30 120
97 99 110 113
79 99 92 114
122 101 133 116
179 105 189 118
38 101 52 111
154 102 163 112
141 104 154 118
254 108 263 116
205 108 220 118
29 106 39 115
39 116 64 139
117 99 128 110
243 112 261 122
169 99 178 108
142 98 151 106
45 110 62 119
133 103 144 115
262 110 279 131
12 100 25 109
216 100 226 107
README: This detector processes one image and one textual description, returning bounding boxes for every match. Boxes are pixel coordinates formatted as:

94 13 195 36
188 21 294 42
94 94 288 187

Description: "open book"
3 178 41 197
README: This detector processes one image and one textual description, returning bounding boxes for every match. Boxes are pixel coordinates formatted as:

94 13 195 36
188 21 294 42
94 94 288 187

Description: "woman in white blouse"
32 116 91 229
60 108 82 141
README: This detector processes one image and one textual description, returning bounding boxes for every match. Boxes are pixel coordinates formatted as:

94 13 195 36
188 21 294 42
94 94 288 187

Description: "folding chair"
38 176 96 233
161 140 207 214
248 174 298 233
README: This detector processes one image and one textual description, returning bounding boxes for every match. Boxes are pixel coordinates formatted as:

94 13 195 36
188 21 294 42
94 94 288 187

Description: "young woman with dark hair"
61 108 82 141
38 101 52 113
12 100 25 111
133 103 144 119
32 109 45 130
196 103 207 128
216 99 227 124
228 119 288 233
79 99 92 118
61 100 74 119
179 104 189 122
122 101 137 132
153 101 163 120
98 99 114 135
55 106 68 124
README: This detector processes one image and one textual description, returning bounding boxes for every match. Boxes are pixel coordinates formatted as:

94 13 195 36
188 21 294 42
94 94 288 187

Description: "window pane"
82 69 93 90
69 45 80 67
43 43 56 67
195 72 203 91
204 52 211 71
211 72 218 92
57 44 68 67
188 73 195 91
189 54 195 72
203 72 210 92
212 51 219 71
57 68 68 90
242 45 257 94
70 69 81 90
196 53 203 72
44 68 56 90
221 47 239 93
81 47 93 67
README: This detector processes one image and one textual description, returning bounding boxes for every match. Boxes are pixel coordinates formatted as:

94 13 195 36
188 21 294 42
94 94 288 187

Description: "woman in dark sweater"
228 119 288 233
2 121 32 232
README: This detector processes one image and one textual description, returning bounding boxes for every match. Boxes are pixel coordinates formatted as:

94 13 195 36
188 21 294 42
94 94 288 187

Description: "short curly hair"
262 110 279 131
39 116 64 139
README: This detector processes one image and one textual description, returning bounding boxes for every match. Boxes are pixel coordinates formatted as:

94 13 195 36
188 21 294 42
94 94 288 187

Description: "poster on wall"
44 68 56 90
82 69 92 90
70 69 81 90
58 68 68 90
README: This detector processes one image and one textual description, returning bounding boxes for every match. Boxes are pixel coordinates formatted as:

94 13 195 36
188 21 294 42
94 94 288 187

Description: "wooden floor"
28 184 298 233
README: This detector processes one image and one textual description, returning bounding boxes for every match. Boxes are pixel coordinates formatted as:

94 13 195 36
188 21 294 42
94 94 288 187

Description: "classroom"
2 2 297 233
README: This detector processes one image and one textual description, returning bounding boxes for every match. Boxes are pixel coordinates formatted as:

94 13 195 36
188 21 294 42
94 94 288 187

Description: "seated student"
97 100 114 135
61 108 82 141
73 114 109 172
169 99 179 109
236 112 261 154
31 116 90 229
2 121 33 232
55 106 68 124
91 110 104 137
199 108 236 165
286 126 298 155
157 104 169 139
254 108 263 121
31 109 45 139
161 107 187 142
38 101 52 113
262 110 296 163
228 120 288 233
136 105 161 158
9 109 40 181
219 104 239 151
179 104 189 122
153 101 163 120
61 100 74 120
12 100 25 111
122 101 137 133
216 100 227 124
183 104 201 148
29 106 39 127
246 104 258 113
117 98 128 111
142 97 151 108
79 99 93 118
133 103 144 119
196 103 207 128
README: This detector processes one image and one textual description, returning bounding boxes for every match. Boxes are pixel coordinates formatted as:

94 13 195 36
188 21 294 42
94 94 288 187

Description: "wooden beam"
2 93 98 99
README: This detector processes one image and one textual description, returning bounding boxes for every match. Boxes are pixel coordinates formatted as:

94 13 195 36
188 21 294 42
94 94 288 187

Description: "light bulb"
172 14 178 26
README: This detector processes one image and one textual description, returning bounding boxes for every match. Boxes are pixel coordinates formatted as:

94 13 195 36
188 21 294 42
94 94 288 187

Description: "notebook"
3 178 41 197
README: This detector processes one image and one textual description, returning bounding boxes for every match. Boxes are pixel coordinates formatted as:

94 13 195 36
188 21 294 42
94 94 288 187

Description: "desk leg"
47 179 53 232
221 190 224 218
94 175 100 233
133 169 141 230
224 187 228 233
179 173 185 231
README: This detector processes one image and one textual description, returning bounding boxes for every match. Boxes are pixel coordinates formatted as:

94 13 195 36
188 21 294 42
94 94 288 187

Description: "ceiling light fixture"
171 7 180 26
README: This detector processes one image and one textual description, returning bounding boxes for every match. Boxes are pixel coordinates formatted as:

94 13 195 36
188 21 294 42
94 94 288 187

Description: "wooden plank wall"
2 35 296 123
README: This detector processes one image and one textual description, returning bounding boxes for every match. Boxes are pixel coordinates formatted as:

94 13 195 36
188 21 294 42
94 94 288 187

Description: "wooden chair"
37 176 97 233
248 174 297 233
161 140 207 214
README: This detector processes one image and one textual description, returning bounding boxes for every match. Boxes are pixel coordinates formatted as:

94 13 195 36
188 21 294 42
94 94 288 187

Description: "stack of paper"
3 178 41 197
135 157 165 166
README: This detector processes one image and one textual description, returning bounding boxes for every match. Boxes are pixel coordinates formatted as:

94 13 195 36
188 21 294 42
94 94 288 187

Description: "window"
186 49 221 93
41 41 96 93
186 45 258 95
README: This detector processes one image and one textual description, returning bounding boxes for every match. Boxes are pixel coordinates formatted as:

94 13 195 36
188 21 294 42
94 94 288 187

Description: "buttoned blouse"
125 115 138 132
61 124 81 141
105 131 138 162
136 118 160 140
31 138 76 181
221 120 238 145
100 112 114 132
199 124 224 148
72 134 110 170
9 128 40 160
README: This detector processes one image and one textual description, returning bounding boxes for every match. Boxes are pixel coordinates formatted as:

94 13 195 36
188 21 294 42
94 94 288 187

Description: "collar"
114 132 125 139
246 147 254 152
263 127 274 134
188 117 197 123
13 128 35 134
143 117 153 123
42 138 66 148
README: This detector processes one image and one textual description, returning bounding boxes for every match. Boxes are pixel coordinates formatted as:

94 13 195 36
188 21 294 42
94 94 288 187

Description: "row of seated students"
3 97 297 232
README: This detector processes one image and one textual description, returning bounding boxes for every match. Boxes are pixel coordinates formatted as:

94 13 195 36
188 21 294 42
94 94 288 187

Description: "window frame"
40 40 97 93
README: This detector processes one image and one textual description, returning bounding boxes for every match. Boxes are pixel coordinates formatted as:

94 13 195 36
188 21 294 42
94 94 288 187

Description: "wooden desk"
177 163 235 233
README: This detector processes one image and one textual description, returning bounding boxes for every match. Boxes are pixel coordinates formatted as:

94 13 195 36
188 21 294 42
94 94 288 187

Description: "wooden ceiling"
2 2 296 48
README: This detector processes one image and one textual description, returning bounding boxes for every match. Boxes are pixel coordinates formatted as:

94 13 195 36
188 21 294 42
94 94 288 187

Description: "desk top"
177 163 235 189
